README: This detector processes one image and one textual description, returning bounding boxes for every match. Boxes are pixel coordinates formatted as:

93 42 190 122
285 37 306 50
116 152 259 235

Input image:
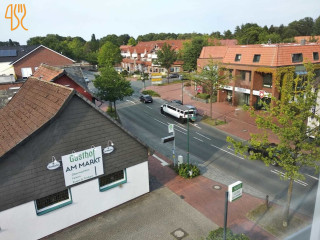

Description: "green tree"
182 37 208 72
128 37 137 46
313 16 320 35
223 30 233 39
68 38 86 61
97 41 122 67
93 66 134 115
153 43 177 83
227 63 320 227
191 61 230 119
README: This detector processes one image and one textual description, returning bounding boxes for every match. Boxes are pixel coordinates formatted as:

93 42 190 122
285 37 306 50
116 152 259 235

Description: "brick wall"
14 47 74 79
54 75 93 102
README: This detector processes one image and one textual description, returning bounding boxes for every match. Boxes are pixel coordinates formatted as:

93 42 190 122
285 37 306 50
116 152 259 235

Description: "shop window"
235 54 241 62
313 52 319 61
292 53 303 63
99 170 127 192
253 54 261 63
35 189 72 216
263 73 272 88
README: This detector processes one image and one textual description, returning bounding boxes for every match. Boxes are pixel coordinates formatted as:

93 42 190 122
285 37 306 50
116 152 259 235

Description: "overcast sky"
1 0 320 44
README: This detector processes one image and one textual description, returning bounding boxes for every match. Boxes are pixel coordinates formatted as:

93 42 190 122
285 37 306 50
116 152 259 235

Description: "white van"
161 102 197 123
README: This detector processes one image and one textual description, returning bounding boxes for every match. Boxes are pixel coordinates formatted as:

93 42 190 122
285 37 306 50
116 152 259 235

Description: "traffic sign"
168 124 174 133
161 135 175 143
259 90 265 99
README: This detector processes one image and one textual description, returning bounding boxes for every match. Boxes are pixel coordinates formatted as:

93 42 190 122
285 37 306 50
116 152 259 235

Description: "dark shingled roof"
0 78 74 157
0 45 39 63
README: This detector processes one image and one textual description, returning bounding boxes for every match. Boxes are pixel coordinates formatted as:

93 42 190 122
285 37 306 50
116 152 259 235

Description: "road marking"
154 118 166 126
152 154 169 166
146 105 152 109
175 128 187 135
169 123 187 132
305 174 319 181
126 100 135 104
193 137 203 142
211 144 244 159
191 123 201 129
271 169 308 186
196 132 211 140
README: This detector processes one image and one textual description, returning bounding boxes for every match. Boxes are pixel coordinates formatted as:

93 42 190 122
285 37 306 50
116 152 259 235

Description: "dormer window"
235 54 241 62
292 53 303 63
253 54 261 63
313 52 319 61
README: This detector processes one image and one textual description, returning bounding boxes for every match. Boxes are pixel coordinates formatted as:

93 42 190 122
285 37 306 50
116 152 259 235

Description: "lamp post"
180 75 184 104
187 111 190 171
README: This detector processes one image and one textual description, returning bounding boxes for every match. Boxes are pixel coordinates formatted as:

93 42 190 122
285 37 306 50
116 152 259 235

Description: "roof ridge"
28 76 74 92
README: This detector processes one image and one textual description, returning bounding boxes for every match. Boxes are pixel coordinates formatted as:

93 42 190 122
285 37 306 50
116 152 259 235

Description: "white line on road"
271 169 308 187
196 132 211 140
175 128 187 135
146 105 152 109
191 123 201 129
210 144 244 159
193 137 204 142
126 100 135 104
305 174 319 181
152 154 169 166
153 118 166 126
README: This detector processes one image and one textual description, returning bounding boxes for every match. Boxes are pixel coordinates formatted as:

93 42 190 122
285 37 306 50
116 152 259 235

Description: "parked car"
170 99 183 105
139 94 153 103
247 143 279 166
169 73 180 78
84 77 90 83
184 105 198 115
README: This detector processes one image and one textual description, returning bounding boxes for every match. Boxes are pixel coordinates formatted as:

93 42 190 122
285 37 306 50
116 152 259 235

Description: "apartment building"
197 42 320 107
120 40 186 74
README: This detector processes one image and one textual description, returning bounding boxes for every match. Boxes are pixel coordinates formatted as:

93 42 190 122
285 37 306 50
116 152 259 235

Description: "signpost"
259 90 265 99
161 124 176 166
223 181 243 240
62 146 104 187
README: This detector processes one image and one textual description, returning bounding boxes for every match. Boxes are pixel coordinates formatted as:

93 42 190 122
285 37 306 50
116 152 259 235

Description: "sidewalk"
149 153 277 240
145 82 278 143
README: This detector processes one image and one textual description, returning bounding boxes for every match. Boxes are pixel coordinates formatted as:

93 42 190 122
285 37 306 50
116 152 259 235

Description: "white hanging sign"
62 146 104 187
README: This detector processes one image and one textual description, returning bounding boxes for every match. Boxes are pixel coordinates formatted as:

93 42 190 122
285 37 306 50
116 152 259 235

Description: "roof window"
253 54 261 63
313 52 319 61
292 53 303 63
235 54 241 62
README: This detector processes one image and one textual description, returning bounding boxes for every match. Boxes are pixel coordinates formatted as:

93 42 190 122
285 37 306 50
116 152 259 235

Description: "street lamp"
180 74 184 104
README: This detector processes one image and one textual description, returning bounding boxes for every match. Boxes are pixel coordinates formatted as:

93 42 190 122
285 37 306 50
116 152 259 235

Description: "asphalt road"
115 80 318 218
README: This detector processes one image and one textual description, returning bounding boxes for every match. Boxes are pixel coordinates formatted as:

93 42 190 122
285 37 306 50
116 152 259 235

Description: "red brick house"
33 64 93 102
0 45 74 80
197 43 320 107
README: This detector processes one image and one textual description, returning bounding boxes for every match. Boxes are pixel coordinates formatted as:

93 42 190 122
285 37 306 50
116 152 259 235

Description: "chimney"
301 39 306 45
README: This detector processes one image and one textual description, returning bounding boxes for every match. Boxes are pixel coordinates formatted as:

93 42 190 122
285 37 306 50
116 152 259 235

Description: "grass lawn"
201 116 226 126
247 204 311 239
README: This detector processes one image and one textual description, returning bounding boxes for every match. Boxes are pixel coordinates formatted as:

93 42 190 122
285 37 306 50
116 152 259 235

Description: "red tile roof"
199 43 320 67
295 36 320 43
0 78 73 157
33 64 64 81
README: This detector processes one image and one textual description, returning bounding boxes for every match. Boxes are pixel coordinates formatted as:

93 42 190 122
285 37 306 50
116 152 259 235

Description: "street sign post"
228 181 243 202
161 124 176 166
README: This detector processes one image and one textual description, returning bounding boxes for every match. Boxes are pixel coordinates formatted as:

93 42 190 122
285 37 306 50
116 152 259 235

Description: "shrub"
184 81 191 87
196 93 210 100
206 228 250 240
174 163 200 179
141 90 160 97
121 70 128 77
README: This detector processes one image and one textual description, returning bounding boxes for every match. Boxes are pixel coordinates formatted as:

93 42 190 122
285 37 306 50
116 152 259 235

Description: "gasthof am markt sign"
228 181 243 202
62 146 104 187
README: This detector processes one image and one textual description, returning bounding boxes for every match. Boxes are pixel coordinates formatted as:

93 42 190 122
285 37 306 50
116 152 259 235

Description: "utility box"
178 155 183 166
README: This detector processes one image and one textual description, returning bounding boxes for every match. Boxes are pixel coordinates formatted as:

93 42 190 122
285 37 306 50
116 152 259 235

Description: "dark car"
169 73 180 78
247 143 279 166
139 94 153 103
170 99 183 105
